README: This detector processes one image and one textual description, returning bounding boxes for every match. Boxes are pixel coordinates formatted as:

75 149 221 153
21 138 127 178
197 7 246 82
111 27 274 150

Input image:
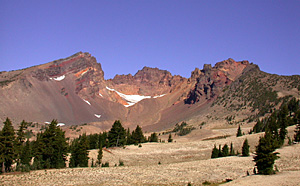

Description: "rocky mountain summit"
0 52 299 132
185 59 251 104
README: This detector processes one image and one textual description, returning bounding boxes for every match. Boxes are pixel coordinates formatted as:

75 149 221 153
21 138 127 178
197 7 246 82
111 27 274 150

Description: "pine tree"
33 120 68 169
211 144 219 158
31 132 44 170
230 142 235 156
253 119 263 133
97 142 103 166
20 140 32 166
88 133 99 150
279 120 287 146
15 120 28 166
254 132 280 175
0 140 4 173
218 144 222 157
70 134 89 167
294 110 300 124
149 132 158 142
236 125 242 137
131 125 144 144
168 134 173 143
222 144 229 157
108 120 126 147
126 128 132 145
0 118 16 172
242 139 250 156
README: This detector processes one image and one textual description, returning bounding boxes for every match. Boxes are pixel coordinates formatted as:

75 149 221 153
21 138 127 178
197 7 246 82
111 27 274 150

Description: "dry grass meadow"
1 126 299 186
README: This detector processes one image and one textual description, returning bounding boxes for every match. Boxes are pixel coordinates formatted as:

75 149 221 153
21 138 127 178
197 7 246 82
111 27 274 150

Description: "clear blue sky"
1 0 299 79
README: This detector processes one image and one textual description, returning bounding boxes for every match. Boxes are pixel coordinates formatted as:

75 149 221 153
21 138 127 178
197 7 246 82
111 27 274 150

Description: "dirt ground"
1 126 299 186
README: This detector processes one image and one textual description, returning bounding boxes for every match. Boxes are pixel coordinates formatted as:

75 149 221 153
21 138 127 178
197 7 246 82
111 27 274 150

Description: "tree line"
211 97 300 175
253 97 300 175
0 119 159 173
211 139 250 159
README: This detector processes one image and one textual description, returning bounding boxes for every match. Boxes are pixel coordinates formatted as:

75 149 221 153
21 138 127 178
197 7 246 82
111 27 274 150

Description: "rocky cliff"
185 59 250 104
0 52 299 133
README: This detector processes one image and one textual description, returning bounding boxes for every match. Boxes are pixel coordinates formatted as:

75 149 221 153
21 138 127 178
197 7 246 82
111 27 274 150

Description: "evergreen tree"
294 110 300 124
288 97 299 115
278 119 287 146
254 132 280 175
108 120 126 147
97 142 103 166
31 132 44 170
0 139 4 173
222 144 229 157
253 119 263 133
126 128 132 145
33 120 68 169
242 139 250 156
20 140 32 166
0 118 16 172
15 120 28 165
168 134 173 143
278 105 288 146
236 125 242 137
149 132 158 142
211 144 219 158
131 125 144 144
98 132 107 148
294 123 300 142
70 134 90 167
88 133 99 150
229 142 235 156
218 144 222 157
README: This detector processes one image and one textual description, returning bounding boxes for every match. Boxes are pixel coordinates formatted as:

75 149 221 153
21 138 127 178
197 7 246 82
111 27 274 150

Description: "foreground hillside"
1 126 299 186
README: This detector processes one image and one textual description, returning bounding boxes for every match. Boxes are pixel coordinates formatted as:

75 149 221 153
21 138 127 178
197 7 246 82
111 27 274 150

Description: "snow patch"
45 121 65 126
50 75 65 81
106 86 115 91
83 99 91 105
99 93 103 97
153 94 166 98
94 114 101 118
57 123 65 127
106 86 151 107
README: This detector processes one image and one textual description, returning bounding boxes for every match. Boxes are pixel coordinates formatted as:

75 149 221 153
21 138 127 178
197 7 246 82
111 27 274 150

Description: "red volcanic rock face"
0 52 258 128
31 52 105 96
109 67 186 96
185 58 250 104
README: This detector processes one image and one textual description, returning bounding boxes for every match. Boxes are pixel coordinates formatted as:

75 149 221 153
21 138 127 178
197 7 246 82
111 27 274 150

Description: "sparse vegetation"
172 122 195 136
101 162 109 167
119 159 124 166
213 69 300 122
